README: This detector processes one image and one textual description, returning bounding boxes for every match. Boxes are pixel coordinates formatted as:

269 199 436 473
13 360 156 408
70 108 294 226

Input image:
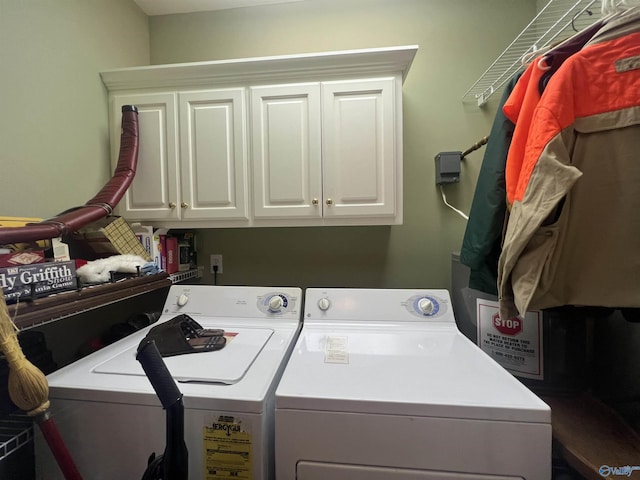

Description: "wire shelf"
463 0 602 106
169 268 202 284
0 414 32 462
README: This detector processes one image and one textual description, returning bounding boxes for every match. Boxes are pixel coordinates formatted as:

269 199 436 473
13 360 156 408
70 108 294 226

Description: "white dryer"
36 285 302 480
275 288 551 480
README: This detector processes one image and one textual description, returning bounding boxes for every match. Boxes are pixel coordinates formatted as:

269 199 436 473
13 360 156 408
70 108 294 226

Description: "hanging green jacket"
459 74 520 295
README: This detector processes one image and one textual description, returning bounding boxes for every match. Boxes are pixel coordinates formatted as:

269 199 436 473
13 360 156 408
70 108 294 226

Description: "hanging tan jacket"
498 10 640 319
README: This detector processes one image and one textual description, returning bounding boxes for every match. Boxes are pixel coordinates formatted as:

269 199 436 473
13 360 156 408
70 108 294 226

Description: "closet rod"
461 136 489 159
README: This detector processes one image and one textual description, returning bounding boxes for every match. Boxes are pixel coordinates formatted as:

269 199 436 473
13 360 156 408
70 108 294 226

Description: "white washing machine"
275 288 551 480
36 285 302 480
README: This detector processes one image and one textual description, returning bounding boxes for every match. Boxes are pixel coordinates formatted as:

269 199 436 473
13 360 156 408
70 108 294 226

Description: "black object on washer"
139 314 226 357
136 339 188 480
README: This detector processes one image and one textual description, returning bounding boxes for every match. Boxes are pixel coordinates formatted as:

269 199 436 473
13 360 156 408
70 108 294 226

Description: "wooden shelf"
8 273 172 330
543 393 640 480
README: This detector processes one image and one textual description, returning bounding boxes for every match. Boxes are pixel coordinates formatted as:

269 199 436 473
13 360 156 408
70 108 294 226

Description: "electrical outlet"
210 254 223 274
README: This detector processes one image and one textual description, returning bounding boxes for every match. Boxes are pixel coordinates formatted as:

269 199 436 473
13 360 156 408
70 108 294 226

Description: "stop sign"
492 313 522 336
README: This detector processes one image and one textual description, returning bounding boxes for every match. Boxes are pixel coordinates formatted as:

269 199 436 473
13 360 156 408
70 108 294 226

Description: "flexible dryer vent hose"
0 105 139 245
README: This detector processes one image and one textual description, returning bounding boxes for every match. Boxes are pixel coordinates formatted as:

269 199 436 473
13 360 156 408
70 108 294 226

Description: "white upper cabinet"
110 89 248 225
101 45 417 228
251 78 398 225
178 89 248 221
111 93 179 221
251 83 322 220
322 78 397 221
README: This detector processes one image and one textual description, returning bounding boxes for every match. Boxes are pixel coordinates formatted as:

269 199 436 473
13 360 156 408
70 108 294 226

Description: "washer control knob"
268 295 284 312
417 297 434 315
177 293 189 307
317 297 331 311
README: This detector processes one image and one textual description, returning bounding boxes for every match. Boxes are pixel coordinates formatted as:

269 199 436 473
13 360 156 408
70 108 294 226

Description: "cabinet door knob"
312 198 318 206
326 198 333 206
181 202 189 209
169 202 176 208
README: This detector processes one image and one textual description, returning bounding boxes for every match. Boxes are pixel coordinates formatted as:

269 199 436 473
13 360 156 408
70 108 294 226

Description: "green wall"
0 0 149 219
0 0 538 292
149 0 536 290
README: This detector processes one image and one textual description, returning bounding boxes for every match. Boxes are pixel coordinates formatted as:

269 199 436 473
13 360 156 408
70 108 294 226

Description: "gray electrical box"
434 151 462 185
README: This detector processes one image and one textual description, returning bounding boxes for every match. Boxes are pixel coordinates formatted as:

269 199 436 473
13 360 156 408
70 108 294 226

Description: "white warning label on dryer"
477 299 543 380
324 335 349 364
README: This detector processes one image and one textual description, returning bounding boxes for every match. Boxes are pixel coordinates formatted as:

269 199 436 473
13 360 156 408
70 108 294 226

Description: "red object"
166 237 179 274
74 259 88 269
492 313 522 336
0 106 139 245
37 414 83 480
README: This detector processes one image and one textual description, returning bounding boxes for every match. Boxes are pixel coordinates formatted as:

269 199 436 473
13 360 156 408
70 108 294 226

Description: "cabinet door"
111 93 179 221
322 78 398 220
251 83 322 219
179 89 248 221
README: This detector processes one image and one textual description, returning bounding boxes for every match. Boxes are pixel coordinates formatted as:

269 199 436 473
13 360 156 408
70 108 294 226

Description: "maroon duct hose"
0 105 139 245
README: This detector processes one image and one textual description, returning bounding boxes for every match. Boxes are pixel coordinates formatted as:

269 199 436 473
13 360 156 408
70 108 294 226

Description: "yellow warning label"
203 417 252 479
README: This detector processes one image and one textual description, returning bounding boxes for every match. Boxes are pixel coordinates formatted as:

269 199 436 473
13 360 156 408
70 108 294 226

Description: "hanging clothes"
461 19 609 296
459 74 519 295
503 19 607 206
502 56 549 206
498 8 640 320
537 19 607 92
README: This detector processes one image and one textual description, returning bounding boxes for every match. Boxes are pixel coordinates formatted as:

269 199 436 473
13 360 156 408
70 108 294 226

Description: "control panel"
163 285 300 319
405 293 443 318
257 292 292 315
305 288 455 323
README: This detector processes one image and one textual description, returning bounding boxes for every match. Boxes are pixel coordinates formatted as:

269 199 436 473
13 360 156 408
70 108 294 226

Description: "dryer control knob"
417 297 434 315
177 293 189 307
268 295 284 312
317 297 331 311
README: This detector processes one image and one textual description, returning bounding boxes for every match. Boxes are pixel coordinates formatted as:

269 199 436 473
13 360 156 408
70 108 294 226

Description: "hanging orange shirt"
502 55 550 205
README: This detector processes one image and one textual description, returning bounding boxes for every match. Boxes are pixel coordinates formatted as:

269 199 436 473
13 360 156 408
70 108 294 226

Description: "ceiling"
133 0 304 16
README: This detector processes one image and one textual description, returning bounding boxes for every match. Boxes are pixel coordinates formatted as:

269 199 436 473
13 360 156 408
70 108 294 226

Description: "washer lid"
94 326 273 384
276 328 550 423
